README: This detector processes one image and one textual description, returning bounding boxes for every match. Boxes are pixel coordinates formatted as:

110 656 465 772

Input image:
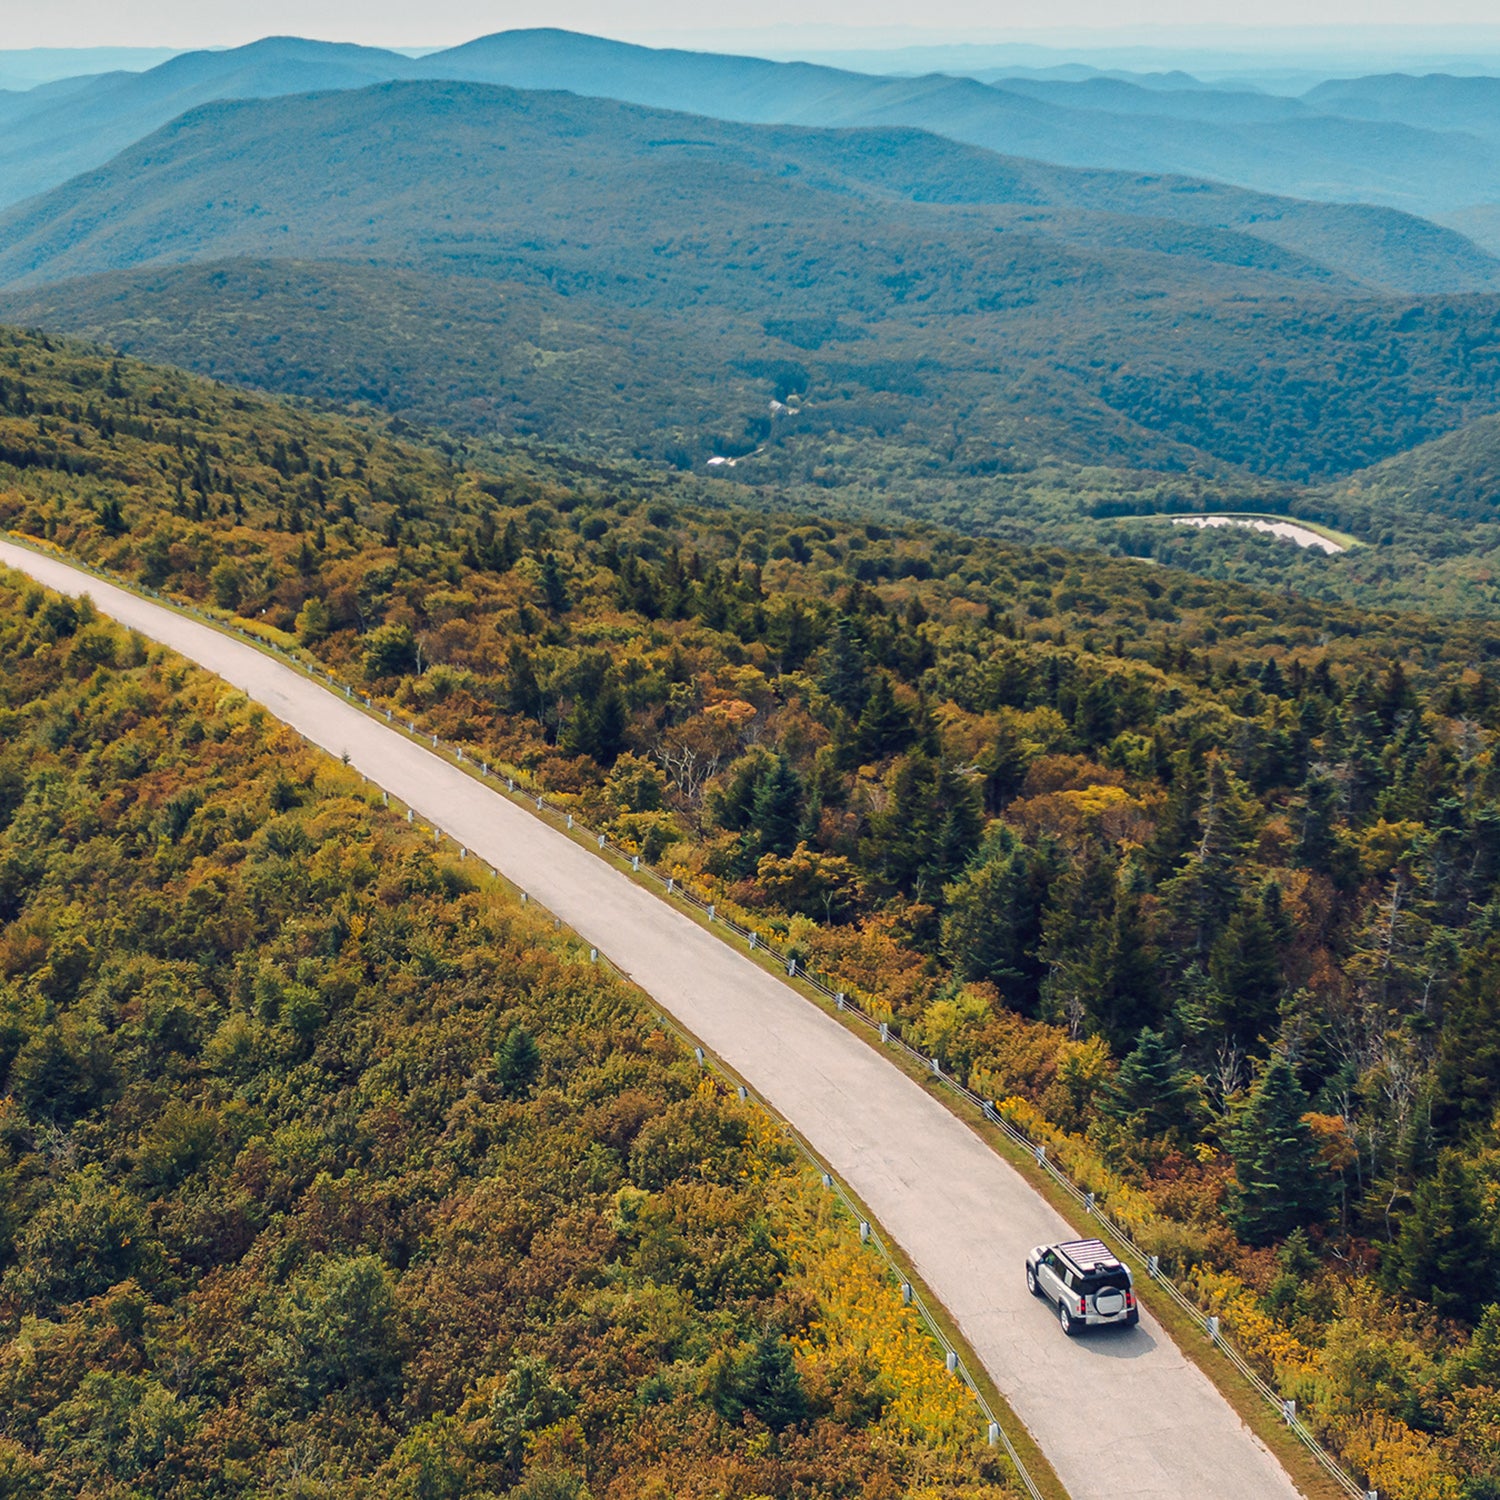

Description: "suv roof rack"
1055 1238 1122 1274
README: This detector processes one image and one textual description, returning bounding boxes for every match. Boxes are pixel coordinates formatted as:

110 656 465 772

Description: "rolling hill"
3 29 1500 251
2 78 1500 494
0 78 1398 297
428 29 1500 222
1306 406 1500 595
1 33 1494 296
1304 71 1500 143
0 37 424 209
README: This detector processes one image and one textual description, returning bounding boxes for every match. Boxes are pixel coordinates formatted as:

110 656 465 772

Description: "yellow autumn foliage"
773 1179 1018 1497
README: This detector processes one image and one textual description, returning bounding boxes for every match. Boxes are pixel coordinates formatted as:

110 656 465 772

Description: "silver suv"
1026 1237 1139 1335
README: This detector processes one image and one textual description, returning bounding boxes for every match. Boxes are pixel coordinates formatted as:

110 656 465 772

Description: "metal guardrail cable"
571 788 1368 1494
574 944 1046 1498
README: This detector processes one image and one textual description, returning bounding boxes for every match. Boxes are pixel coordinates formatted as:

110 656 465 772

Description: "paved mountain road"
1 540 1303 1500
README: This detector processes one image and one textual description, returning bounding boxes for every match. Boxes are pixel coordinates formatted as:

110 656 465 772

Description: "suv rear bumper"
1083 1308 1140 1328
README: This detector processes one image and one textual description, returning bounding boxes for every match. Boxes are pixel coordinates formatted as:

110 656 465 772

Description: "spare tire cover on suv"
1093 1285 1126 1316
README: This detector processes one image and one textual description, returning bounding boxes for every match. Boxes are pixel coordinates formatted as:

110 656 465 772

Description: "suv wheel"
1026 1265 1040 1297
1058 1302 1077 1337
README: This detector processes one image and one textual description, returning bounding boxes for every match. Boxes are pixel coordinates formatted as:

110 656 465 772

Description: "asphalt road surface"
0 539 1305 1500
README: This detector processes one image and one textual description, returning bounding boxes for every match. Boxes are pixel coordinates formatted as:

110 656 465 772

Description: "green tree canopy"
1383 1152 1500 1322
1225 1055 1332 1247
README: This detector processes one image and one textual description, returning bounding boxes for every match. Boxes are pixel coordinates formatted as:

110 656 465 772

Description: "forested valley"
3 331 1500 1494
10 70 1500 624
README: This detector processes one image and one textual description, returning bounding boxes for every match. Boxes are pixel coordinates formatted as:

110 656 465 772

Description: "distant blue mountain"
0 45 181 88
0 70 1494 299
0 37 423 206
3 27 1500 249
1304 73 1500 142
421 30 1500 224
992 75 1310 124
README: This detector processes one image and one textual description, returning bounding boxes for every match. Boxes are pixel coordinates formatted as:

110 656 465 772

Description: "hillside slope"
0 568 1017 1496
2 327 1499 1498
0 79 1372 296
2 29 1499 287
3 80 1500 496
5 536 1312 1500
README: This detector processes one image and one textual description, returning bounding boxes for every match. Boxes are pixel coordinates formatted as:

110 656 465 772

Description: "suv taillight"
1079 1296 1087 1314
1126 1291 1135 1308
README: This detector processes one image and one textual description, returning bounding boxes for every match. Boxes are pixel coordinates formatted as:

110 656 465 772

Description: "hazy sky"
9 2 1500 52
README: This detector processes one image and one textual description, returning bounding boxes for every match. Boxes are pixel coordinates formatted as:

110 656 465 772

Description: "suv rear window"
1081 1271 1130 1294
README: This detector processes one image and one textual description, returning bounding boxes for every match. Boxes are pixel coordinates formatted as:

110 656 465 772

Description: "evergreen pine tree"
940 828 1042 1007
1088 886 1164 1048
560 684 628 767
1105 1027 1199 1142
1436 957 1500 1132
538 552 571 614
503 649 542 721
1460 1303 1500 1385
750 755 804 860
770 599 817 671
1144 751 1200 879
1170 962 1231 1053
1039 843 1115 1033
1074 678 1120 748
978 720 1030 814
1293 770 1342 878
484 517 521 571
1378 658 1415 733
1383 1152 1499 1321
1225 1056 1331 1246
746 1331 808 1432
818 617 871 717
931 767 983 888
710 750 774 834
495 1027 541 1098
862 752 979 900
855 673 913 762
1159 751 1259 953
590 685 628 767
1208 889 1284 1046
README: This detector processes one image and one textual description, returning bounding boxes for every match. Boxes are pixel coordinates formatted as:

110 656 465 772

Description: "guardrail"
587 946 1049 1500
6 536 1374 1500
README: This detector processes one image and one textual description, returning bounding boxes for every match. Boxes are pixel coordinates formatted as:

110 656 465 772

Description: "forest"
3 328 1500 1496
16 254 1500 622
0 570 1014 1497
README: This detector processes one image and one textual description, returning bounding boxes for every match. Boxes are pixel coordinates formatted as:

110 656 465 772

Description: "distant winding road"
1 539 1303 1500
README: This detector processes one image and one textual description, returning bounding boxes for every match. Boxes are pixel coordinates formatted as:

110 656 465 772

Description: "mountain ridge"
3 77 1500 498
1 27 1499 256
0 71 1493 299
